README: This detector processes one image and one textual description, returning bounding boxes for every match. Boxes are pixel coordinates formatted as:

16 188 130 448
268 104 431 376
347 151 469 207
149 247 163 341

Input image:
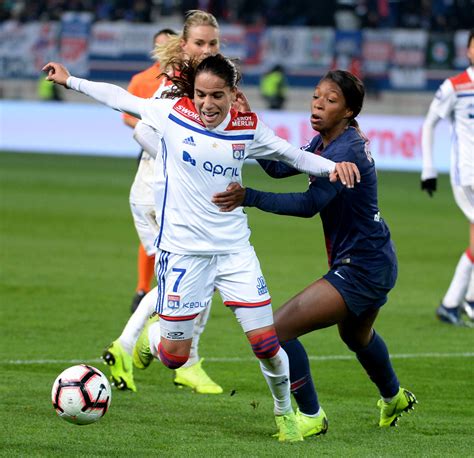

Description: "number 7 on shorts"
172 268 186 292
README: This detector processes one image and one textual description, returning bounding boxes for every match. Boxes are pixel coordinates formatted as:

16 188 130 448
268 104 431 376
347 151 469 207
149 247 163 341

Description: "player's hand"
41 62 71 87
330 162 361 188
421 178 437 197
233 90 251 112
212 182 246 212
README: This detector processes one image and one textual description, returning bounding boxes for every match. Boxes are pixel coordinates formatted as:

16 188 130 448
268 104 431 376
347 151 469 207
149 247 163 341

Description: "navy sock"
354 331 399 398
281 339 319 415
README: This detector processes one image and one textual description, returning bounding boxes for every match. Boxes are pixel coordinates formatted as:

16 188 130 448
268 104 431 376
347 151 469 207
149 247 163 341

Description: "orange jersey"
123 63 166 123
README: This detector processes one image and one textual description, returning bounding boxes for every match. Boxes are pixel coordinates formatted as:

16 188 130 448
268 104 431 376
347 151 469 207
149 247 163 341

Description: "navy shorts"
323 262 398 316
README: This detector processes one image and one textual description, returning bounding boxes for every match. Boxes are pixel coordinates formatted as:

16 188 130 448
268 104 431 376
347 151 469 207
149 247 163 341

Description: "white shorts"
130 202 159 255
154 245 273 333
452 184 474 223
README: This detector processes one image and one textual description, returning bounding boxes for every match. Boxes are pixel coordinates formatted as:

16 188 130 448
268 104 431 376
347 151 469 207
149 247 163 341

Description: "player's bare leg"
157 336 193 368
144 317 193 369
274 278 348 342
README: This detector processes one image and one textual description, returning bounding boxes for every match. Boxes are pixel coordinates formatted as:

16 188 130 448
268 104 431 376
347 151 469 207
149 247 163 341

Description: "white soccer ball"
51 364 112 425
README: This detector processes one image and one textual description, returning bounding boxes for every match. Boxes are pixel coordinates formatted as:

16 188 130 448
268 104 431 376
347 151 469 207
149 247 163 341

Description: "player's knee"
344 340 361 353
157 343 189 369
341 329 374 352
248 329 280 359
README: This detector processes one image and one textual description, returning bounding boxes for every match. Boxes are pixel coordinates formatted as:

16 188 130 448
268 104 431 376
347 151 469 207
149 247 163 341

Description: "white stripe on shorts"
156 250 170 314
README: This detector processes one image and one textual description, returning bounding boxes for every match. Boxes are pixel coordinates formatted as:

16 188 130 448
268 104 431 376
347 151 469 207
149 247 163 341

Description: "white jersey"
422 66 474 187
129 151 155 205
67 76 336 255
129 79 171 205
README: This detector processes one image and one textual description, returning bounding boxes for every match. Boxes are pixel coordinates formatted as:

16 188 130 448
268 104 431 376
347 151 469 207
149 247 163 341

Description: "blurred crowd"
1 0 473 30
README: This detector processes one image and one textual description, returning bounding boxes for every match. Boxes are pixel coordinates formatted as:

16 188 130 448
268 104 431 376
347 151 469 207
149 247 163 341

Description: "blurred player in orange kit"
125 28 177 313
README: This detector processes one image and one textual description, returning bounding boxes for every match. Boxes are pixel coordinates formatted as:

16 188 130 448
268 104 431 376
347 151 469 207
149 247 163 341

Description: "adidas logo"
183 136 196 146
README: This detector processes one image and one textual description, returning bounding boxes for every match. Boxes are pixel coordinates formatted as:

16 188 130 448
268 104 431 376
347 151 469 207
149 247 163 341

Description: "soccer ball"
51 364 112 425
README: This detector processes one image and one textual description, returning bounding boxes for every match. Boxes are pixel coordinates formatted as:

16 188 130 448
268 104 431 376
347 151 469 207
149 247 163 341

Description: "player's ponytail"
159 56 198 99
349 118 369 143
153 35 183 68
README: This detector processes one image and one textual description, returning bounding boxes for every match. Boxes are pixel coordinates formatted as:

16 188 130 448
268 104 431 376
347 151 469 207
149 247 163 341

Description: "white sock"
148 320 162 359
443 252 472 308
258 347 292 416
181 304 212 368
464 267 474 303
118 287 158 354
300 407 321 418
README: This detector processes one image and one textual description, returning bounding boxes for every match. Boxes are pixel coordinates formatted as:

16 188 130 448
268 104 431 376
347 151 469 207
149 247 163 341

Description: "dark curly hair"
160 54 241 99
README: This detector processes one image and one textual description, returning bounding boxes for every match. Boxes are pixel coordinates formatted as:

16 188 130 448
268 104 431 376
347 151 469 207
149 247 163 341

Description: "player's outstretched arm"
42 62 70 87
43 62 145 119
250 122 361 188
213 180 334 217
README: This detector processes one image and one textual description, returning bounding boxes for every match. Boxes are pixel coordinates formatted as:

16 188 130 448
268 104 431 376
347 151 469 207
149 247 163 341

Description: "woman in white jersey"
42 53 359 441
103 10 223 395
129 11 220 313
421 29 474 326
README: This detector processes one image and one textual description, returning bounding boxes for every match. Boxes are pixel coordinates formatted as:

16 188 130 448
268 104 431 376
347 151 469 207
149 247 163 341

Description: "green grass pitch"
1 152 473 456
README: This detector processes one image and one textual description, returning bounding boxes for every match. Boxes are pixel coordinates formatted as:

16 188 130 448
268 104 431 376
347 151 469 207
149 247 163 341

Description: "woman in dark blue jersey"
213 70 416 437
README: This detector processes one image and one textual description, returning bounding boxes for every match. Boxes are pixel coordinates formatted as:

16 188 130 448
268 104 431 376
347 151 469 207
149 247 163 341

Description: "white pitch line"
2 352 473 365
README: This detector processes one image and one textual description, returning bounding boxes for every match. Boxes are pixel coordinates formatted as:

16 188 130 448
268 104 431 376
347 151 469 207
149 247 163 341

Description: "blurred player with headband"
124 28 176 315
421 29 474 326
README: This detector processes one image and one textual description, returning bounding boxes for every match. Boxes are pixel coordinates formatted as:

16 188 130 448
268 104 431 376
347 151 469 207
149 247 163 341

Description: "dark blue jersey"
245 126 397 270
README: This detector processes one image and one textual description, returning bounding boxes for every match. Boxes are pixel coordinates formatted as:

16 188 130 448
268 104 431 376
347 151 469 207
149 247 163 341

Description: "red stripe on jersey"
158 313 199 321
225 108 258 131
466 248 474 263
224 298 272 307
449 70 474 91
173 98 205 127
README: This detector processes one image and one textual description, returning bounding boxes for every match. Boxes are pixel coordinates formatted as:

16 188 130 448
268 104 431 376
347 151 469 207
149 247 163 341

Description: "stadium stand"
1 1 473 29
